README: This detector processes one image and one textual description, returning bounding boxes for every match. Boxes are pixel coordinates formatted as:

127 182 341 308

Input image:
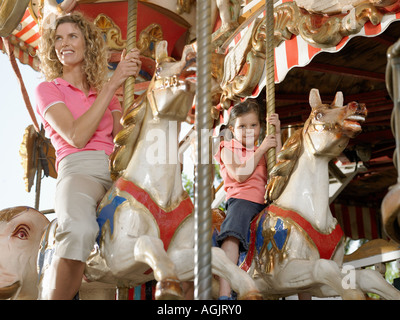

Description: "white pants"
54 150 113 262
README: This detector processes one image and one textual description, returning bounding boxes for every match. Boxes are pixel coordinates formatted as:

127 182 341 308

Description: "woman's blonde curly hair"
38 12 109 92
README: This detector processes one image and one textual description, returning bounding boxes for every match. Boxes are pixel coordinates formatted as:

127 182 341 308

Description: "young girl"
35 12 141 299
214 100 282 299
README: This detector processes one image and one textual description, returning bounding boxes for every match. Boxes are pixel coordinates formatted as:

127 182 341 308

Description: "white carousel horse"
87 41 259 300
34 41 260 300
234 89 400 299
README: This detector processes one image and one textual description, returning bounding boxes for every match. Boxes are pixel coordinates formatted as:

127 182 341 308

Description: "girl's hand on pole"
267 113 281 134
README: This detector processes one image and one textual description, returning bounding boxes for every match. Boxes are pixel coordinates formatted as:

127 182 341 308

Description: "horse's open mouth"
0 281 20 299
343 114 366 135
345 114 365 126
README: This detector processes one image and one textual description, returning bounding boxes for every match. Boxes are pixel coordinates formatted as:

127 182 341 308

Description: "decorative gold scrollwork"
220 18 268 109
94 14 126 50
94 14 163 59
137 23 163 59
219 1 390 108
176 0 196 14
298 3 383 48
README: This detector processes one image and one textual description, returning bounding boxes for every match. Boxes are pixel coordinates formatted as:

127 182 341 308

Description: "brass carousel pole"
194 0 213 300
381 38 400 243
123 0 138 111
388 40 400 179
265 0 276 173
116 0 138 300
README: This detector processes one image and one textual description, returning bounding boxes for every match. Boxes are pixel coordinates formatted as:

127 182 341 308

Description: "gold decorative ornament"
219 0 392 108
176 0 196 14
94 14 127 50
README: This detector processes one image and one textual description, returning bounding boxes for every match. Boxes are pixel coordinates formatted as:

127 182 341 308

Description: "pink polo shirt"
214 139 268 204
35 78 122 170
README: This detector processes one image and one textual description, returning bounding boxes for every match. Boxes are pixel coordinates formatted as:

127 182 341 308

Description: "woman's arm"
43 49 140 148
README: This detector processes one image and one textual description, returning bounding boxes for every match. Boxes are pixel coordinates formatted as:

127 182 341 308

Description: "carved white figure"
0 207 116 300
216 0 241 31
294 0 398 14
0 207 49 299
233 89 400 299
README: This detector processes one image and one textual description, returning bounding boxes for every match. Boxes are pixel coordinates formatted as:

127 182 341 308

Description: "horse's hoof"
155 279 184 300
239 291 263 300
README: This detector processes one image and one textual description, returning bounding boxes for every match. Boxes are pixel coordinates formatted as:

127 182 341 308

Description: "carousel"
0 0 400 300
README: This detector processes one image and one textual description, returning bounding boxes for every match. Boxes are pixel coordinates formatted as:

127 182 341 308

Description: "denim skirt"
216 197 266 252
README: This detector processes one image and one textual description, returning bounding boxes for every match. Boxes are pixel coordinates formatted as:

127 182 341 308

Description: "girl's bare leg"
219 236 240 298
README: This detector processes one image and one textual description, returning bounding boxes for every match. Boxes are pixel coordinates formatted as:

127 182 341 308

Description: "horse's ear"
309 88 321 109
332 91 344 107
155 40 168 64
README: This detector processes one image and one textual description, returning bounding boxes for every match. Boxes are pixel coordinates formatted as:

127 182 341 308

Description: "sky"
0 52 57 213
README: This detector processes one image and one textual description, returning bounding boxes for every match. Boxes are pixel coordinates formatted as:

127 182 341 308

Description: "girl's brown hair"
225 99 265 141
38 12 109 92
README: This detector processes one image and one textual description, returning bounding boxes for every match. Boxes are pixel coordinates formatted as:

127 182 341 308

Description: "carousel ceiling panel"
76 1 190 57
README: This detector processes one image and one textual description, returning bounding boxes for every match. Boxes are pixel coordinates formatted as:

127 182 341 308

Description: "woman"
35 12 141 299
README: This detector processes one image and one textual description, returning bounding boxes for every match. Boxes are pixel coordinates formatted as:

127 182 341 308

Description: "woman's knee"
56 218 99 249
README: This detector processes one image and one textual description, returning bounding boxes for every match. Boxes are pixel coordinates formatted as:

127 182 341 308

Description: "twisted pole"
265 0 276 174
387 39 400 180
116 0 138 300
194 0 213 300
123 0 138 111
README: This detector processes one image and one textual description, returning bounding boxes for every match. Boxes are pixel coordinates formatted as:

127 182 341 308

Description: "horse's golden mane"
265 128 303 203
109 93 147 180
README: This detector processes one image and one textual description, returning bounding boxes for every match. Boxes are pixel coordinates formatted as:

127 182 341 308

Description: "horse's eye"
11 224 30 240
315 112 323 121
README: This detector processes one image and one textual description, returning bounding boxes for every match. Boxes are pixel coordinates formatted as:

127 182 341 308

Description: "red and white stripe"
12 9 40 50
273 8 400 85
330 203 381 240
228 0 400 96
0 9 40 71
0 37 40 71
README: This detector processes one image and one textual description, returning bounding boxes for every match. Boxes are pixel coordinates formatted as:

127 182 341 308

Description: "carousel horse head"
304 88 367 158
147 40 197 121
0 207 49 299
266 88 367 203
110 40 196 180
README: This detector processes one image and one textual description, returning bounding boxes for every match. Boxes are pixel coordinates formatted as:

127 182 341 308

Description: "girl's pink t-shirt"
35 78 122 170
214 139 268 204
